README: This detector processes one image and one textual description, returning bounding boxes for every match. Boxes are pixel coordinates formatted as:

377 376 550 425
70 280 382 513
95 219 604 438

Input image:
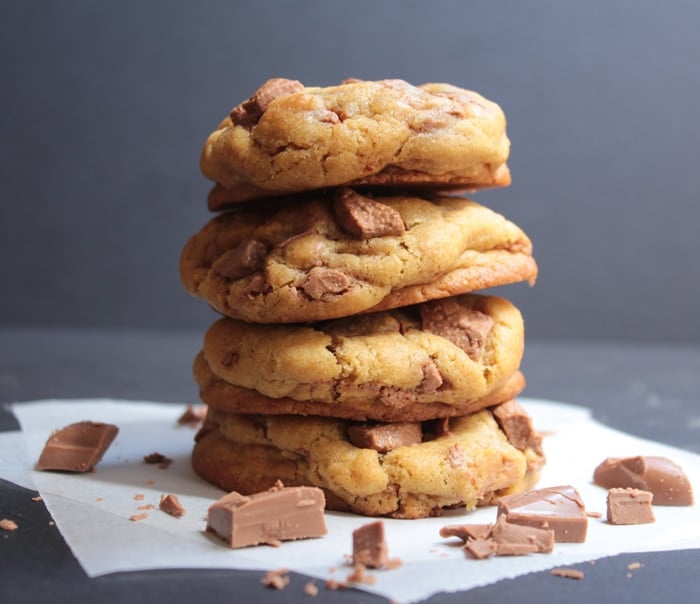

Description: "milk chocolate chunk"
230 78 304 128
36 421 118 472
347 422 422 453
352 521 389 569
300 266 352 300
333 188 406 239
214 238 267 281
490 515 554 554
593 456 694 506
159 493 186 518
206 482 327 548
493 400 544 456
439 523 492 542
497 485 588 543
464 539 496 559
606 488 655 525
420 299 494 361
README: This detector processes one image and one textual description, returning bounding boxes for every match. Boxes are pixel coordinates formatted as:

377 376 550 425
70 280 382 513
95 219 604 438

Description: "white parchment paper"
1 398 699 603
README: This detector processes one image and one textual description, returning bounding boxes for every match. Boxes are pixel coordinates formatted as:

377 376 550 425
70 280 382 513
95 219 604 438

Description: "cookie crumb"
0 518 18 531
261 568 289 590
129 512 148 522
137 504 155 511
177 405 207 427
96 497 104 502
304 581 318 596
627 562 642 570
32 495 43 502
346 564 377 585
134 494 145 501
550 568 584 580
325 579 348 591
159 493 186 518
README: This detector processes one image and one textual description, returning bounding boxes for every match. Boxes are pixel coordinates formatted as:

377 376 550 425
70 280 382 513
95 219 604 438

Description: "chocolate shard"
439 523 492 542
36 421 118 472
593 456 694 506
497 485 588 543
347 422 422 453
230 78 304 128
352 521 389 569
333 188 406 239
206 482 327 548
606 488 655 525
464 538 496 559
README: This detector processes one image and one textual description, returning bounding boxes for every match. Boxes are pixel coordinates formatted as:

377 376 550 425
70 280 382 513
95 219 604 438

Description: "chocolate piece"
143 452 173 469
36 421 118 472
606 488 655 525
551 568 584 580
464 539 496 559
420 299 494 361
206 482 327 548
490 515 554 554
177 405 207 427
0 518 18 531
214 238 267 281
261 568 290 590
593 456 694 506
347 422 422 453
352 521 389 569
493 399 544 456
333 188 406 239
159 493 186 518
230 78 304 128
439 523 492 542
497 485 588 543
300 267 352 300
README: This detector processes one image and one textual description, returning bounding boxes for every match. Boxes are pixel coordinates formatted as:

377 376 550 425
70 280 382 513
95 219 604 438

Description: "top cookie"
201 78 511 208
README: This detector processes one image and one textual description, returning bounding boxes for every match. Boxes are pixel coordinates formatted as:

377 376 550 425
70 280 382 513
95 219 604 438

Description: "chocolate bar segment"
593 456 694 506
606 488 655 525
206 482 327 548
36 421 118 472
497 485 588 543
347 422 422 453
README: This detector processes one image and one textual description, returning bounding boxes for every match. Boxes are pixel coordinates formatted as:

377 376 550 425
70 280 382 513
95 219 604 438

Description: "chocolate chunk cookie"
180 192 537 323
192 401 545 519
198 294 524 413
201 78 511 207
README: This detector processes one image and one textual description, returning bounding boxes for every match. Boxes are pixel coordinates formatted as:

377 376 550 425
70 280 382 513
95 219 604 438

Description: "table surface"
2 327 699 603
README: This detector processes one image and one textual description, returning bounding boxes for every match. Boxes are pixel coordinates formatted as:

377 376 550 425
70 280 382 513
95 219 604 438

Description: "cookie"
195 352 526 422
191 402 545 519
199 294 524 411
200 78 511 207
180 191 537 323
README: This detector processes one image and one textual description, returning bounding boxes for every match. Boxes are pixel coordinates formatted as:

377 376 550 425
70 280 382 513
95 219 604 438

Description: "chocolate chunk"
417 360 443 394
159 493 186 518
497 485 588 543
214 238 267 281
143 452 173 469
493 399 544 455
551 568 585 580
606 488 655 525
230 78 304 128
347 422 422 453
464 539 496 559
206 482 327 548
420 299 494 361
36 421 118 472
177 405 207 427
593 456 694 506
446 443 465 468
333 188 406 239
490 515 554 554
352 521 389 569
300 267 352 300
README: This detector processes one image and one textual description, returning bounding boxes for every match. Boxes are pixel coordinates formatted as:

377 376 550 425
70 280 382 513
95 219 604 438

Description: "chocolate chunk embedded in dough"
347 422 422 453
333 188 406 239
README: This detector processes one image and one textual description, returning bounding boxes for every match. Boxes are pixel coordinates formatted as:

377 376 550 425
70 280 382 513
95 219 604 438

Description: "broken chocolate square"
352 520 389 569
593 456 694 506
36 421 118 472
206 481 327 548
497 485 588 543
347 422 422 453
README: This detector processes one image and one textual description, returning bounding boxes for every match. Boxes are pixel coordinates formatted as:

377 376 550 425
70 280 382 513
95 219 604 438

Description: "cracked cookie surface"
192 402 545 518
200 78 511 207
179 192 537 324
199 294 524 410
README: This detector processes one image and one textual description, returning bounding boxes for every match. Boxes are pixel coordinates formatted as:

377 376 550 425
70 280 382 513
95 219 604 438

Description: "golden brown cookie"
191 402 545 519
199 294 524 416
180 192 537 323
200 78 511 208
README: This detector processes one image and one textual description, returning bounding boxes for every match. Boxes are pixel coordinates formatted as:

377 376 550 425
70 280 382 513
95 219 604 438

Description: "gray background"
1 0 699 343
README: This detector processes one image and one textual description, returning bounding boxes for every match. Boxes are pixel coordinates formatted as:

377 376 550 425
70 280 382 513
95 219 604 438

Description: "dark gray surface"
1 328 699 603
2 1 700 342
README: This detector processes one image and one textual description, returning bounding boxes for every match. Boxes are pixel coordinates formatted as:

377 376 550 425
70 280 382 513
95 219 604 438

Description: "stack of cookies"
180 78 545 518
